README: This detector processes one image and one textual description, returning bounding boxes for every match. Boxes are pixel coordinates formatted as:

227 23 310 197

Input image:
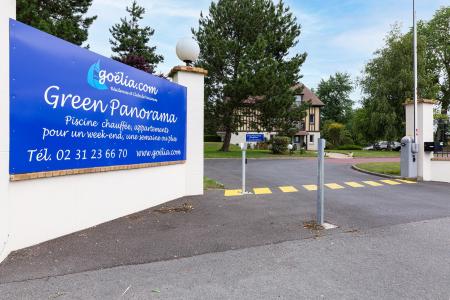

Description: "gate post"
404 99 436 181
170 66 207 195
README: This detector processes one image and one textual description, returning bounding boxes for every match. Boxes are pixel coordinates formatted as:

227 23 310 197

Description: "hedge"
205 135 222 142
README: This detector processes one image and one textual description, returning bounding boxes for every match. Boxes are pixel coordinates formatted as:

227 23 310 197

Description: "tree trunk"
220 128 232 152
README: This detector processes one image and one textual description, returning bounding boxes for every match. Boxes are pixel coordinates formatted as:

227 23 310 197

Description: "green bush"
336 144 363 150
325 141 335 150
204 135 222 142
322 121 354 148
272 136 290 154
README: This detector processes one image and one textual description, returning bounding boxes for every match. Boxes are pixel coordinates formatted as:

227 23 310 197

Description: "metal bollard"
317 138 325 225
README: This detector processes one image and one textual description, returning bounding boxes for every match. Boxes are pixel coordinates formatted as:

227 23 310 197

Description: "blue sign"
9 19 187 175
246 133 265 142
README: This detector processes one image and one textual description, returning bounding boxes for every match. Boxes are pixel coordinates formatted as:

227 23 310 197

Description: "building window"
309 135 314 143
295 95 303 106
309 114 315 124
299 121 305 130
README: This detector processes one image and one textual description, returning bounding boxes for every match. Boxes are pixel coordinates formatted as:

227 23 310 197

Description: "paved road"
1 217 449 299
1 158 449 295
205 157 401 188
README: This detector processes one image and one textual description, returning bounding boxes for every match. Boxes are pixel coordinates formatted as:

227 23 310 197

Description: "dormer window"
295 95 303 106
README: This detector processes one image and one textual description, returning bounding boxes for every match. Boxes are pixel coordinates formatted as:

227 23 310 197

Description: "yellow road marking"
396 179 416 184
253 187 272 195
303 185 317 191
224 189 242 197
345 181 364 188
325 183 345 190
363 181 383 187
279 186 298 193
380 179 401 185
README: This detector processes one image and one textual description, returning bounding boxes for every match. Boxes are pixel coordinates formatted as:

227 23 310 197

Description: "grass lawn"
203 176 225 189
329 149 400 158
204 142 317 159
355 162 400 175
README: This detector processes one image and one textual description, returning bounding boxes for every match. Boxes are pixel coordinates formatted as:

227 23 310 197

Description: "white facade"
218 131 276 146
221 131 321 151
0 2 205 262
307 132 321 151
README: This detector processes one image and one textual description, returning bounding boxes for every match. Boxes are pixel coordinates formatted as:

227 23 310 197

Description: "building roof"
292 83 325 106
294 130 309 136
241 83 325 106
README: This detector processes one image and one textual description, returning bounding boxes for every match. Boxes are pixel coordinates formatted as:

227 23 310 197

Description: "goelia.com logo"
87 60 108 90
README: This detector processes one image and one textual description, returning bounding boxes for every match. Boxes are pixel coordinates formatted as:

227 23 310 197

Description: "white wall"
0 3 204 262
307 132 320 151
8 165 187 252
0 0 15 263
430 160 450 183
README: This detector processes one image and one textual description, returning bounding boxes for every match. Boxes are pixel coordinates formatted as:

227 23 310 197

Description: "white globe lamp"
176 37 200 66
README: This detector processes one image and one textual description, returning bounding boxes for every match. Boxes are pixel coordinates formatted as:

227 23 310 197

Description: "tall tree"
359 25 439 141
425 7 450 113
316 72 353 124
193 0 306 151
17 0 96 46
110 1 163 73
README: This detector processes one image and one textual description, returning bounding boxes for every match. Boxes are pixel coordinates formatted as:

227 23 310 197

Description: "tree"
277 101 308 137
359 25 439 141
17 0 96 46
322 122 353 148
316 72 353 124
425 7 450 113
109 1 163 73
193 0 306 151
347 107 370 145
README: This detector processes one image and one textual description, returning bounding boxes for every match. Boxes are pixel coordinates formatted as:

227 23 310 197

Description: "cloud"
330 26 388 55
86 0 448 100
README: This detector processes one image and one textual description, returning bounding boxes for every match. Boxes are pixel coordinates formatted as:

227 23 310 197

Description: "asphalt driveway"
1 157 449 284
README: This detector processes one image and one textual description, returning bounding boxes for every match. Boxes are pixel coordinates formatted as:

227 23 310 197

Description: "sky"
86 0 449 102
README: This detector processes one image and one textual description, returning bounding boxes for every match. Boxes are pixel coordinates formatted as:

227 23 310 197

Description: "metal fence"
434 118 450 157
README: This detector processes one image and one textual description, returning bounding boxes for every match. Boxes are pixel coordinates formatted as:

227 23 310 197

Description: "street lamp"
288 144 293 155
413 0 418 144
176 37 200 66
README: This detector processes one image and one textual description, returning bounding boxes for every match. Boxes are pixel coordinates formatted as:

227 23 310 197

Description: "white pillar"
0 0 15 262
170 66 206 195
405 99 436 181
405 102 414 137
417 100 435 181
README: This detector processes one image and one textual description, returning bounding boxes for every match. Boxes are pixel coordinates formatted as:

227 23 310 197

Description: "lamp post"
288 143 293 155
176 37 200 66
413 0 418 145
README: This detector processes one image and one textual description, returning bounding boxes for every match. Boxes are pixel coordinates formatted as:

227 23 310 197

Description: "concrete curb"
351 164 416 181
